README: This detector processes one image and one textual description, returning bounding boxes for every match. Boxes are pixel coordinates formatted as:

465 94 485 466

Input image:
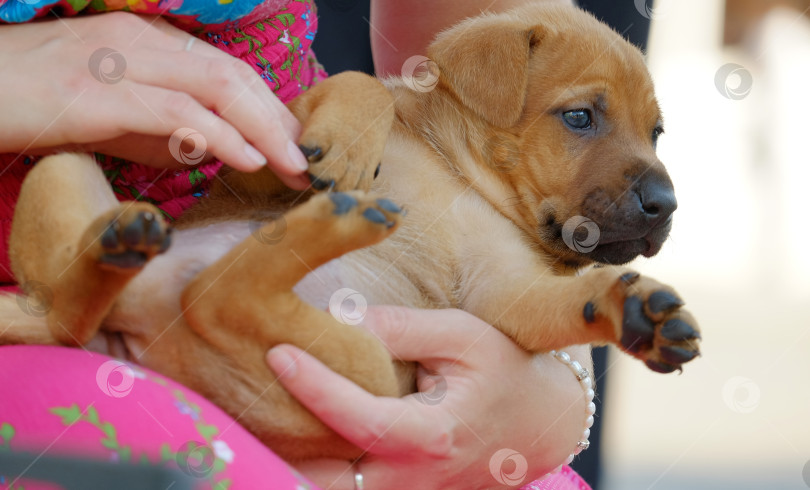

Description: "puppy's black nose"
636 174 677 223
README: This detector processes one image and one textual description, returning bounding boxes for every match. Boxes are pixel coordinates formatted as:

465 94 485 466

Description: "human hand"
0 12 309 189
267 307 592 489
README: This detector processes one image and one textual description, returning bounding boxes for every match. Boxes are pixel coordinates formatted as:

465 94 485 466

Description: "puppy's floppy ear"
427 17 542 128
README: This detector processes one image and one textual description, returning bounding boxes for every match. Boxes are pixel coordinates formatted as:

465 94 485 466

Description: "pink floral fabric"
0 345 314 489
0 0 325 285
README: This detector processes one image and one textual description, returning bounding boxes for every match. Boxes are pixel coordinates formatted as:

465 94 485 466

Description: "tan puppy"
0 4 700 461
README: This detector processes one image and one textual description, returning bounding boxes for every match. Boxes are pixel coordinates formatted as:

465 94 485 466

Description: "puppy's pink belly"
103 223 252 358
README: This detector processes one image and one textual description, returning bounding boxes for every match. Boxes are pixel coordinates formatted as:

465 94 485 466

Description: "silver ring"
184 37 196 52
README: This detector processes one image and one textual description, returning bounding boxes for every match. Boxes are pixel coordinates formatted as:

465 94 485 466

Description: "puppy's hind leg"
181 192 404 459
7 154 171 346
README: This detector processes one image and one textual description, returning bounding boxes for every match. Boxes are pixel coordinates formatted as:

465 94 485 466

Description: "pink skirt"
0 345 591 489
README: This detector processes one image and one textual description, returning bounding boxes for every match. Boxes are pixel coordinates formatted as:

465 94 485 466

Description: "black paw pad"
660 319 700 341
621 296 654 353
374 163 381 179
660 346 699 364
299 145 323 163
583 301 596 324
100 250 147 269
159 227 174 253
101 222 120 250
375 198 401 214
363 207 394 228
648 291 684 314
144 213 164 246
645 359 681 374
330 193 358 215
121 211 162 248
309 173 335 191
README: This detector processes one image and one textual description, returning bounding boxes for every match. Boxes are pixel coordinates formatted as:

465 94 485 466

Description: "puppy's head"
428 5 675 267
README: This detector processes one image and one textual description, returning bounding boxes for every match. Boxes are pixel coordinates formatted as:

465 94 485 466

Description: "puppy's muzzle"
582 171 677 265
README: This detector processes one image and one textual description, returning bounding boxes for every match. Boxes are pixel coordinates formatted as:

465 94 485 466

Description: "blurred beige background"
599 0 810 488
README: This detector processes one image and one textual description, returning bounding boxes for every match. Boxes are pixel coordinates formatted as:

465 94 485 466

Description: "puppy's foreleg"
461 263 701 373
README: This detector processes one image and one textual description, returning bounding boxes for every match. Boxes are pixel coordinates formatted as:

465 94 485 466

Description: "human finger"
360 306 498 363
121 49 308 177
266 344 452 457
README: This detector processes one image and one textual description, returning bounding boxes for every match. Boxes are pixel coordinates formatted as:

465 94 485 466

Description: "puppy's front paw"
95 204 172 270
611 272 701 373
299 135 383 193
288 72 393 193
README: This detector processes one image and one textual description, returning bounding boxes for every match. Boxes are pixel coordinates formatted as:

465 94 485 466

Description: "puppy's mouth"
544 215 673 266
592 215 672 262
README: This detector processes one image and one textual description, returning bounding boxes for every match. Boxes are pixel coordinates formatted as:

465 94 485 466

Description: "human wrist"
548 348 596 469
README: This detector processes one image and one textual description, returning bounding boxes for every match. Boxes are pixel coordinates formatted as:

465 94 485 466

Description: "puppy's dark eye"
652 126 664 148
562 110 592 130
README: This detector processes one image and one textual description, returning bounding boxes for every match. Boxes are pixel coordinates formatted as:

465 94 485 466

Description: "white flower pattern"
212 439 234 464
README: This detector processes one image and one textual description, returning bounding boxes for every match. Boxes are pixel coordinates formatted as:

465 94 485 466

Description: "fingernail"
268 346 297 379
245 143 267 167
287 140 309 171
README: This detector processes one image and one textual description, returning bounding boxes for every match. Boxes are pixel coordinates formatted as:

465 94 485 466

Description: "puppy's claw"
299 145 323 163
310 174 336 191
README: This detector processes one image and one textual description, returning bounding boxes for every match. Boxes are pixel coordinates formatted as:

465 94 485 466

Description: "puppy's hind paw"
95 204 172 270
